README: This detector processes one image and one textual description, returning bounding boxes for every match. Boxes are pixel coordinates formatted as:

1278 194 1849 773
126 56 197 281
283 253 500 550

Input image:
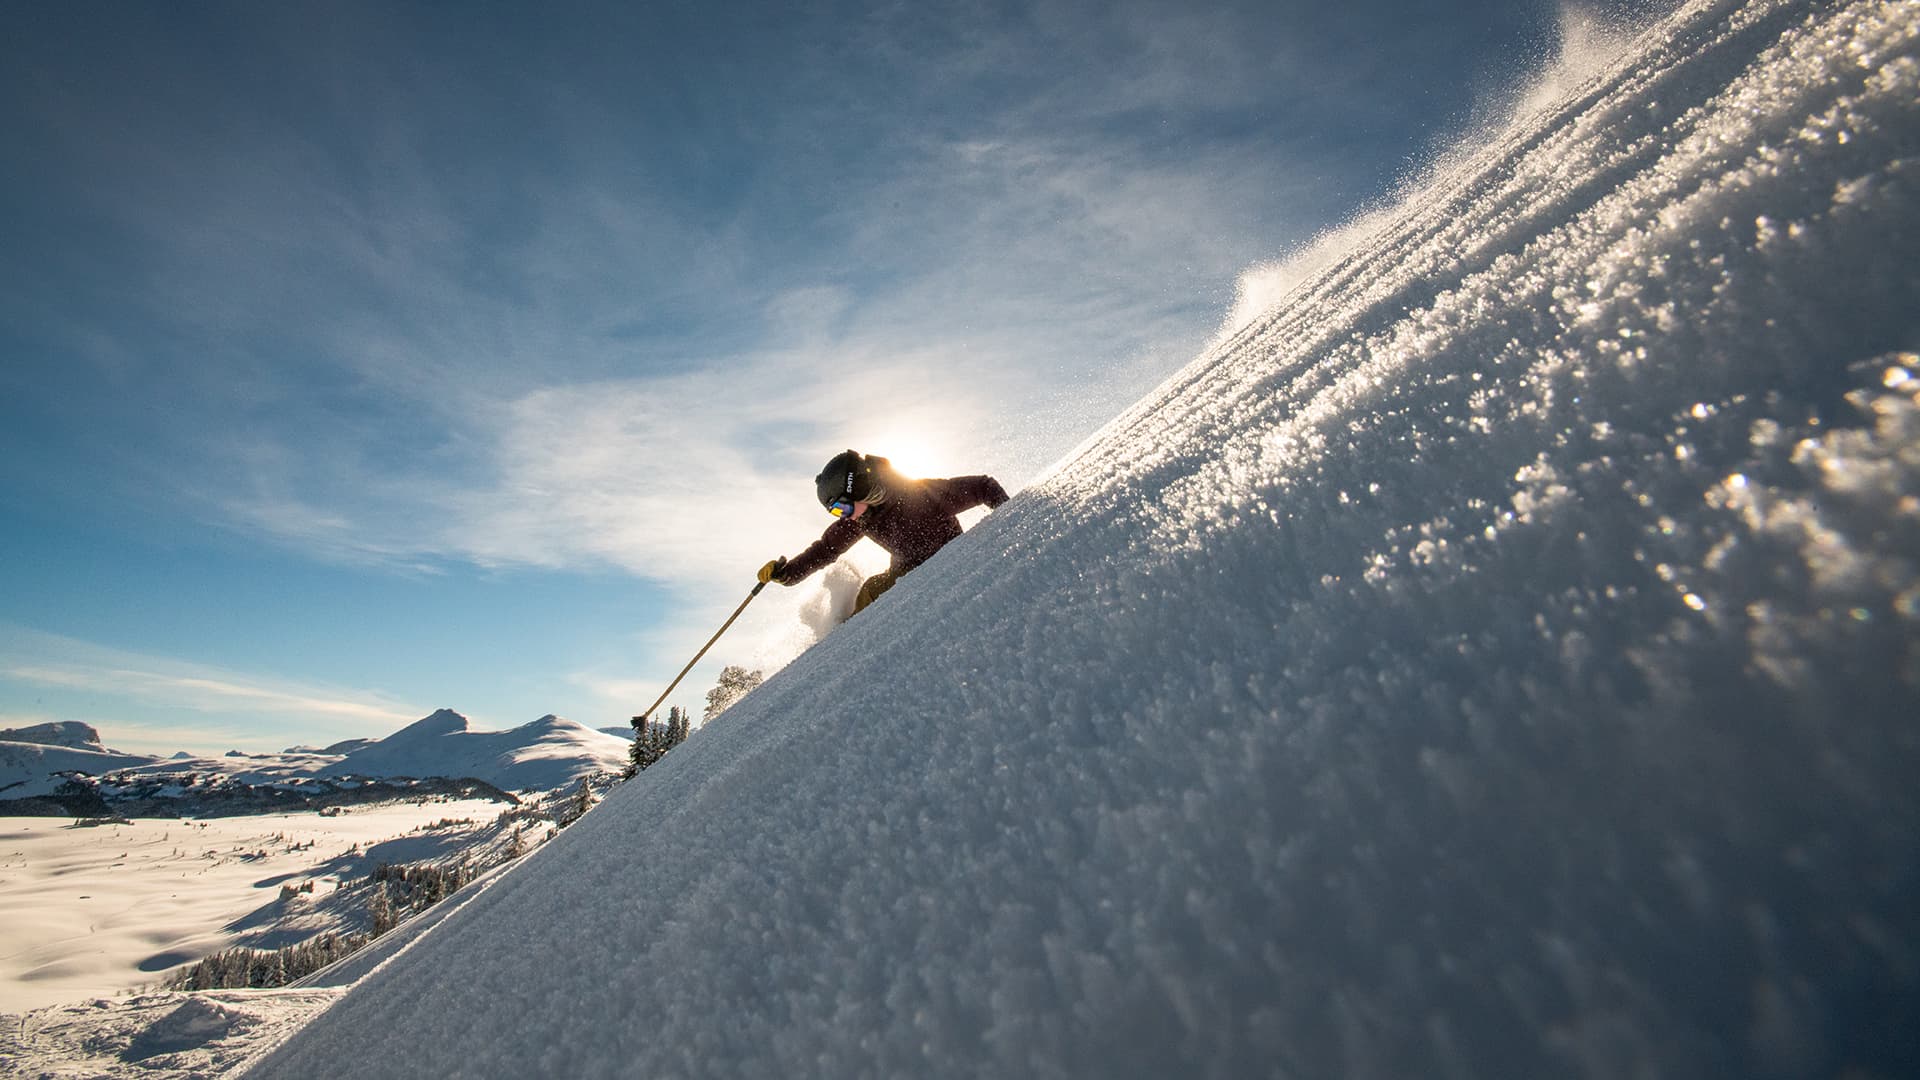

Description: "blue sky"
0 0 1643 754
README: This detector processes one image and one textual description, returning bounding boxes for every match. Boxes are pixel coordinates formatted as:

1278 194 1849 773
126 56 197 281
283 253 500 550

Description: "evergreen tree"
704 666 765 722
625 715 659 778
166 931 378 991
559 776 596 827
627 707 690 775
370 881 397 937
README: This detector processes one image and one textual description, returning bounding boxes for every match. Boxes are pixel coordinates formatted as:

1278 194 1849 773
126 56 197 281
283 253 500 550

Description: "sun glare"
858 432 946 479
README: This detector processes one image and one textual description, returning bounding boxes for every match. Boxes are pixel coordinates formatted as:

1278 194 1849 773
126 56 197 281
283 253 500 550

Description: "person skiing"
758 449 1009 615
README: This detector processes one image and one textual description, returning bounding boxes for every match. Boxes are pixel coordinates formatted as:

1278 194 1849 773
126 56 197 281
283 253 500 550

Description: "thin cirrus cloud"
0 626 420 741
0 710 310 759
210 343 1009 589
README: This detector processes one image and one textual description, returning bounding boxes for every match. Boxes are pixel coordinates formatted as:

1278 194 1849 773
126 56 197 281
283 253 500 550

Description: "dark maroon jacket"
776 474 1009 584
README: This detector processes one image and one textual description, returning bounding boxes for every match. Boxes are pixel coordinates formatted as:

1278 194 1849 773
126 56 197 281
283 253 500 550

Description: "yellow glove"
757 557 788 585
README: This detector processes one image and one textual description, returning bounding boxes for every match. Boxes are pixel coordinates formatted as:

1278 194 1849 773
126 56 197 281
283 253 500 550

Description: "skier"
758 449 1009 616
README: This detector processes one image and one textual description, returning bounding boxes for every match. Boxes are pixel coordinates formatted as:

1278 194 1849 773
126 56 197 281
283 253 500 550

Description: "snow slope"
320 710 629 793
257 1 1918 1076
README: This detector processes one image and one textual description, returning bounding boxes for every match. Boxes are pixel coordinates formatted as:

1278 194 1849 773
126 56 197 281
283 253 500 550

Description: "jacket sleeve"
929 475 1009 513
776 517 864 584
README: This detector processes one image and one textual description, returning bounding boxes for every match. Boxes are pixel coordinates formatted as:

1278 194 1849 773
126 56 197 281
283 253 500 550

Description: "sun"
856 431 947 479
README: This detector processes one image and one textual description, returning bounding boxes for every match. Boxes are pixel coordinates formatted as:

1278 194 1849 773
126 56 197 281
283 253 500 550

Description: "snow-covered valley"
0 709 633 1075
0 800 512 1014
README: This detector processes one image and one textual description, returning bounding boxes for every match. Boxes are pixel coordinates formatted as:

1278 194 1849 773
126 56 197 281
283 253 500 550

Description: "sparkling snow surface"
258 1 1918 1076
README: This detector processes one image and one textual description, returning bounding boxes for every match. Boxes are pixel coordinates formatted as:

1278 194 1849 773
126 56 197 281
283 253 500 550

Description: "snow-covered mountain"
258 0 1917 1076
0 740 159 800
320 709 629 793
0 720 111 750
1 719 160 802
1 710 628 813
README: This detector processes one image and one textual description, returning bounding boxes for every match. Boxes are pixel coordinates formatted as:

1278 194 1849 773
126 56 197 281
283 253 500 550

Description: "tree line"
166 931 366 992
623 665 764 779
166 857 484 990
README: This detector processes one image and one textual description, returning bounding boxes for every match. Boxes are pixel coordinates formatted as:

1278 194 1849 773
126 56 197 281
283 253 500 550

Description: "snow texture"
257 1 1919 1076
0 989 342 1078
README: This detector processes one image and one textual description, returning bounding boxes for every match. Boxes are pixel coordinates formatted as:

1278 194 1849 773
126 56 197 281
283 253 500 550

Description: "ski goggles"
826 497 857 518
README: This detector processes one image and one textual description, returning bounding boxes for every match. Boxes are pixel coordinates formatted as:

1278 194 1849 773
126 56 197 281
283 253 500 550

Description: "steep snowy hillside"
321 710 629 792
258 1 1917 1077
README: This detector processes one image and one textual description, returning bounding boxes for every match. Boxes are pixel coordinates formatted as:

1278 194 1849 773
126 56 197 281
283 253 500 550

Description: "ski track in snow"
251 0 1918 1076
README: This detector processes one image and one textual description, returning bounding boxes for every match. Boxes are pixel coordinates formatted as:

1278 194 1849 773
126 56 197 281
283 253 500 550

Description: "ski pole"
634 579 767 726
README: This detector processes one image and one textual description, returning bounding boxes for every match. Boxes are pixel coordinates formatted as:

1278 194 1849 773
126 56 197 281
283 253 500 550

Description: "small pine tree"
369 881 397 937
559 777 596 827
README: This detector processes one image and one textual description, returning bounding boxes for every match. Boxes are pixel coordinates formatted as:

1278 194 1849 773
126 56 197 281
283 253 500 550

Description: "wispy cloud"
4 664 414 726
0 709 334 758
0 625 421 747
188 126 1252 585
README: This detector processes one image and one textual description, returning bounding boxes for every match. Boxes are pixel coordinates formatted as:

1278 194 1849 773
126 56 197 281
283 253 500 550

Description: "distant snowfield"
0 800 503 1014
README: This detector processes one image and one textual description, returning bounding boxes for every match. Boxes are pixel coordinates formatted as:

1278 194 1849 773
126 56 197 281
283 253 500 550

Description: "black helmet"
816 450 873 508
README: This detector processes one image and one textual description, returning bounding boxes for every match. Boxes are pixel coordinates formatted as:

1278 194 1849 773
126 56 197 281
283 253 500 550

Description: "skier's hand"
757 557 788 585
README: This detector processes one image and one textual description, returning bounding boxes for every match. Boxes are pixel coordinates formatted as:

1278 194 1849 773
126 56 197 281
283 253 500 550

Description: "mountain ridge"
0 710 628 811
0 720 107 751
320 710 627 793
